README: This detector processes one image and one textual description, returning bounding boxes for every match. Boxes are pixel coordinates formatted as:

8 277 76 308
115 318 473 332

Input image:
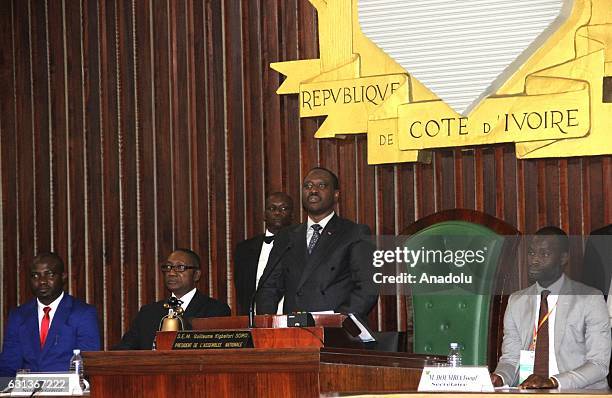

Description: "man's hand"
490 373 504 387
519 374 558 389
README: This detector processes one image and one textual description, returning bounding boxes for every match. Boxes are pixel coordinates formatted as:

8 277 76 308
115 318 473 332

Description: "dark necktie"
40 306 51 347
263 235 275 244
308 224 322 254
533 289 551 377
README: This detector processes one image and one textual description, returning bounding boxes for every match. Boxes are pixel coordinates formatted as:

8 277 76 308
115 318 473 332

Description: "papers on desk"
304 312 376 343
348 313 375 343
495 386 519 390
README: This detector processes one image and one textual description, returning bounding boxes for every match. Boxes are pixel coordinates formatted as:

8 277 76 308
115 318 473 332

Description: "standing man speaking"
256 167 377 320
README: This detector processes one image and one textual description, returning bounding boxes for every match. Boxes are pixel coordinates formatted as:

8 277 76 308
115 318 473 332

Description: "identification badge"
519 350 535 384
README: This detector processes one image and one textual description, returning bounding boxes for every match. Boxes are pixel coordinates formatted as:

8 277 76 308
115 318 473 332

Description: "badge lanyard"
529 299 558 351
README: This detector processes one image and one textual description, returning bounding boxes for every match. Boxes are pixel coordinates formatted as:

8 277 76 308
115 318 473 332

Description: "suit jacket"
494 276 611 389
582 224 612 297
256 215 378 319
234 234 265 315
113 290 231 350
0 293 100 377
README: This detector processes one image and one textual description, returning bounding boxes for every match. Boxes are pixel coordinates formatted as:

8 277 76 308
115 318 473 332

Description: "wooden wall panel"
0 0 18 324
14 0 35 305
1 0 611 348
31 0 52 256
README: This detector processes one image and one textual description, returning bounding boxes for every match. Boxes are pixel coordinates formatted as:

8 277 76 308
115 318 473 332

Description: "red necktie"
533 290 550 377
40 306 51 347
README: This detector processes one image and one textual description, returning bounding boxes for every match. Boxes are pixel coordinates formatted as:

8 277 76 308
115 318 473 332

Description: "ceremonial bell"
158 296 185 332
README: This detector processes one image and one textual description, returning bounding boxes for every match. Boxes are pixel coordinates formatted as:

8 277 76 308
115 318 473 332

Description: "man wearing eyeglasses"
114 249 230 350
234 192 294 315
256 167 378 320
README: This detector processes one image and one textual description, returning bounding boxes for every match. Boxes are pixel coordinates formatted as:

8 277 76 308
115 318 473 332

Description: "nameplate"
418 366 494 392
172 330 254 350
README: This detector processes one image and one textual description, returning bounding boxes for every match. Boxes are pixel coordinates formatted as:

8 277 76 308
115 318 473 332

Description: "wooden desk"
322 392 612 397
83 348 439 398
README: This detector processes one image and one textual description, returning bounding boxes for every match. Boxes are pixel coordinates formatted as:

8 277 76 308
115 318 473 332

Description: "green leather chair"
402 210 519 368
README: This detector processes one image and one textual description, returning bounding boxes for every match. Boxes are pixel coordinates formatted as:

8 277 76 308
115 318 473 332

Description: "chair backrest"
401 210 519 368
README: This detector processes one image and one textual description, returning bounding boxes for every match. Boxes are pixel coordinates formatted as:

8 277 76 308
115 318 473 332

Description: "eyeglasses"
302 182 329 190
160 263 198 273
266 205 291 213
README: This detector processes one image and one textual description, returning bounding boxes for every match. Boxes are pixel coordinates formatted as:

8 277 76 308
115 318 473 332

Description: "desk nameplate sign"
418 366 494 392
172 330 254 350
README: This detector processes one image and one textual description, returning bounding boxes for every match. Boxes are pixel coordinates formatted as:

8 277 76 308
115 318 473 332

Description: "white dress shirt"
255 229 284 314
306 211 335 247
37 291 64 331
172 287 197 312
255 229 275 289
534 274 565 380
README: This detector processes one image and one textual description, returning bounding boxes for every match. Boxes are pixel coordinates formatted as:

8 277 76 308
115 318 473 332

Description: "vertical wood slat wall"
1 0 610 347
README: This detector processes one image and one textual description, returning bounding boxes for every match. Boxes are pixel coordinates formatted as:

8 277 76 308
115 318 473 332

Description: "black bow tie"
263 235 275 244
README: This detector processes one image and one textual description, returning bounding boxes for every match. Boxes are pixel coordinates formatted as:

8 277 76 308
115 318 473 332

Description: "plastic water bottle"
447 342 462 367
69 349 85 389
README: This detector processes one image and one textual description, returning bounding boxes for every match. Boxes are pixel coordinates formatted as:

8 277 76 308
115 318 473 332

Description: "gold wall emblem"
272 0 611 163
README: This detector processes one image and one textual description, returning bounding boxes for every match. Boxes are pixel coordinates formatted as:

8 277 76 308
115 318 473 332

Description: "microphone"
248 241 293 328
28 380 44 397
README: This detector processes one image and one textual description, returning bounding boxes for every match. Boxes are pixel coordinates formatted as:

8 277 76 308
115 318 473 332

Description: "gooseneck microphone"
248 241 292 328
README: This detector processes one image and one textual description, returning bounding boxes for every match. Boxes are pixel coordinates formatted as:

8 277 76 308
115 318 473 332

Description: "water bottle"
447 342 462 367
69 349 85 390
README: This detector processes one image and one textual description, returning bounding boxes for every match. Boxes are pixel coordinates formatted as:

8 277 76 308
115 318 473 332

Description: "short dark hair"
266 192 294 209
308 167 339 190
173 248 201 268
534 226 569 253
32 252 65 272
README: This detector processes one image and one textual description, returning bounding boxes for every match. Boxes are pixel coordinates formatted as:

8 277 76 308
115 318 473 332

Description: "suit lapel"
297 215 344 290
521 286 537 348
23 300 41 357
260 224 306 285
41 294 71 356
183 291 204 318
554 278 571 355
291 223 308 270
246 236 264 290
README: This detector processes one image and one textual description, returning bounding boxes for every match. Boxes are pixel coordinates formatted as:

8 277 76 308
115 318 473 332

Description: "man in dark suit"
114 249 230 350
582 224 612 297
0 253 100 376
256 167 377 320
234 192 293 315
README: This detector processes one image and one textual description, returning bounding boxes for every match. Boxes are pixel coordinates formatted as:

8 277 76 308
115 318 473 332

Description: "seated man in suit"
234 192 293 315
0 253 100 376
491 227 610 389
115 249 231 350
256 167 377 320
581 224 612 323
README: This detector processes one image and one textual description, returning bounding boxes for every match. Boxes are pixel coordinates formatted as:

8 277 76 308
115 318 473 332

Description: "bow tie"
263 235 275 244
